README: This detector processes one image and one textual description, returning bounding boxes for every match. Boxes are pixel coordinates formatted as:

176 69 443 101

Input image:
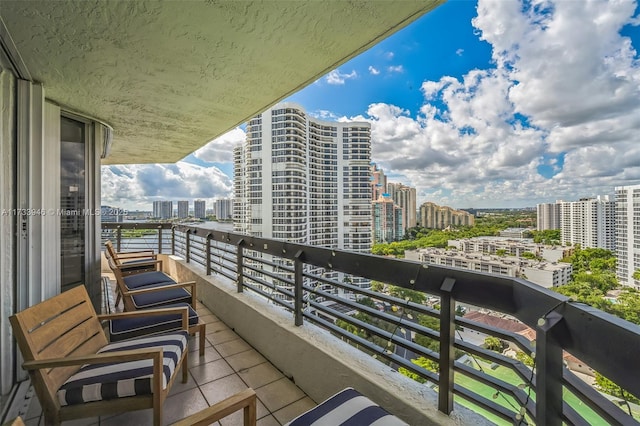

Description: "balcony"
94 222 640 425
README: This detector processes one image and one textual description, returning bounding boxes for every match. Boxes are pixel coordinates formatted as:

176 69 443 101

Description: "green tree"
516 351 535 367
398 356 438 384
594 372 640 404
388 285 426 304
484 336 503 351
370 281 384 293
496 249 507 257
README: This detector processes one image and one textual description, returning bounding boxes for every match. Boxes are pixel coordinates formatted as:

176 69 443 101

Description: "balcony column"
438 277 456 414
536 310 564 426
236 239 245 293
294 250 304 326
171 226 176 255
205 233 212 275
157 225 163 253
185 229 191 263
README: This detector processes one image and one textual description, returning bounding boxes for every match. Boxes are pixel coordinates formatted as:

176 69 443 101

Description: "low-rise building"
406 247 572 288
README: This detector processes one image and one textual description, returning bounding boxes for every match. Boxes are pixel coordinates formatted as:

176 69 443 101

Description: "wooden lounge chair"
107 257 207 356
9 286 190 426
170 388 257 426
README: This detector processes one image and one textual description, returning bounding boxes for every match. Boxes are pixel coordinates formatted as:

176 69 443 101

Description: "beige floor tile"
188 345 223 367
226 349 267 371
199 313 219 324
199 374 250 406
100 408 153 426
207 329 240 345
255 378 306 413
216 338 252 358
168 369 198 396
272 396 316 425
256 415 282 426
190 358 235 386
188 333 212 353
205 321 232 334
163 387 210 424
237 362 284 389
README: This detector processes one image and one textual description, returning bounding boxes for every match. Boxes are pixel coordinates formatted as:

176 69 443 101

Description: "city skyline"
102 0 640 211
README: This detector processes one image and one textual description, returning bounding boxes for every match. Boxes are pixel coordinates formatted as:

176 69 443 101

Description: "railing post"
205 233 212 276
185 229 191 263
171 226 176 255
158 226 163 254
236 239 245 293
438 277 456 415
294 250 304 326
536 311 564 426
116 225 122 252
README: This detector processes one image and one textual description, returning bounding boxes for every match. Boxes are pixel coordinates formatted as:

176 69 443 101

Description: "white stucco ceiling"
1 0 442 164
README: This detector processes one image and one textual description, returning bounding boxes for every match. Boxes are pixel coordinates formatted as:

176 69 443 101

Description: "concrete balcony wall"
161 254 490 426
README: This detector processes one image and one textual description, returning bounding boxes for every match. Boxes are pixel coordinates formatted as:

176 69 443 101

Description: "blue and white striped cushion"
57 331 188 406
285 388 408 426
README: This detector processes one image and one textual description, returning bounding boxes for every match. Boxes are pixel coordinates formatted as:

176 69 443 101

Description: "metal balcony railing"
102 222 640 426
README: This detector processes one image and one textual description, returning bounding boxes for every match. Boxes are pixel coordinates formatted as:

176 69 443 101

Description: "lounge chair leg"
199 323 206 357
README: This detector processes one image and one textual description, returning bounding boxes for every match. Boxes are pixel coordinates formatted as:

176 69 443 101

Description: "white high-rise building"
559 196 615 250
153 200 173 219
615 185 640 289
537 201 561 230
233 103 372 294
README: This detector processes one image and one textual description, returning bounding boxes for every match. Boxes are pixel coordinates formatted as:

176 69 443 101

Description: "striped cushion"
123 271 175 290
109 303 199 341
285 388 408 426
58 331 188 406
131 284 192 309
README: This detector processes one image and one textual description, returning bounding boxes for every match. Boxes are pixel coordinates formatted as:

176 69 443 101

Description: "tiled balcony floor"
20 282 316 426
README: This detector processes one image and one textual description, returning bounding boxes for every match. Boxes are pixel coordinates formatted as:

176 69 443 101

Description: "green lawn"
452 358 634 425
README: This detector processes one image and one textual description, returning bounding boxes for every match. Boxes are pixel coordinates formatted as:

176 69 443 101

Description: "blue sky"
103 0 640 211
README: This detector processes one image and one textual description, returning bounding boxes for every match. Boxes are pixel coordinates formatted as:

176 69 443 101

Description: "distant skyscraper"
419 202 474 229
215 198 233 220
615 185 640 289
387 182 417 233
194 200 206 219
177 200 189 219
559 196 614 250
537 202 561 230
153 200 173 219
372 193 403 243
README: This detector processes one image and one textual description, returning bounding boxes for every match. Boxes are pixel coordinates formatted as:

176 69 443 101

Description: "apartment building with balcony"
559 196 615 250
177 200 189 219
615 184 640 289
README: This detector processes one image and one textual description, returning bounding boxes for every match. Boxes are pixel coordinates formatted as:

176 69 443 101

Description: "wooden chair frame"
105 240 163 274
108 258 207 356
170 388 257 426
10 286 189 426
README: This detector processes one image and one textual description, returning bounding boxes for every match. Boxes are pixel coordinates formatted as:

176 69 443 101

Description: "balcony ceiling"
1 0 441 164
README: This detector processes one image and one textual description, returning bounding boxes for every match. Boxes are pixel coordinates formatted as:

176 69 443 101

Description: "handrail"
101 222 640 425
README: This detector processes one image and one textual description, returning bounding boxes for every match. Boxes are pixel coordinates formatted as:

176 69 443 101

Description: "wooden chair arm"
124 281 196 296
170 388 257 426
117 259 162 269
22 347 163 370
116 250 156 257
98 306 189 331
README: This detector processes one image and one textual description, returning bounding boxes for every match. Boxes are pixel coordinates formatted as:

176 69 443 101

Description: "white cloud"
194 127 246 163
368 66 380 75
326 69 358 85
355 0 640 208
387 65 404 73
385 51 395 60
101 162 233 211
456 48 464 56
